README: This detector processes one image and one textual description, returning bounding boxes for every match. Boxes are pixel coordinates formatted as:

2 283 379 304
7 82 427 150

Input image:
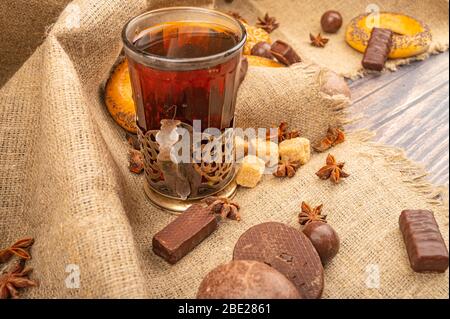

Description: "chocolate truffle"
303 221 340 265
321 10 343 33
197 260 302 299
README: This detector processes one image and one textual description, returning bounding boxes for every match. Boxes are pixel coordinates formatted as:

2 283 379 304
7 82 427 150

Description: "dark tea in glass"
129 21 241 131
122 7 246 211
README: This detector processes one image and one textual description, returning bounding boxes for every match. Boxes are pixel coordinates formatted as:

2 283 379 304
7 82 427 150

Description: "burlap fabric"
0 0 72 87
0 0 448 298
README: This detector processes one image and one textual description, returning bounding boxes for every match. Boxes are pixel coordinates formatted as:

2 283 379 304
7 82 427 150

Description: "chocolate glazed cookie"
233 222 324 299
197 260 302 299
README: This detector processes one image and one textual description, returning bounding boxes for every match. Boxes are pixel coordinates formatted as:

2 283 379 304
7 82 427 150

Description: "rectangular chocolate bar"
362 27 393 71
153 204 218 264
399 210 449 273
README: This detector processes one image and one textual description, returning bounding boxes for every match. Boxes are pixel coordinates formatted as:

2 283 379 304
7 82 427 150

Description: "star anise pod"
227 11 247 24
204 196 241 221
313 127 345 152
0 238 34 263
316 154 350 183
0 259 37 299
125 133 140 150
256 13 280 33
310 33 329 48
273 159 301 178
298 202 327 225
129 149 144 174
266 122 300 143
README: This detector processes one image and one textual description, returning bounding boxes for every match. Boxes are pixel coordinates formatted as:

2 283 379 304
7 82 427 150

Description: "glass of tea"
122 7 247 212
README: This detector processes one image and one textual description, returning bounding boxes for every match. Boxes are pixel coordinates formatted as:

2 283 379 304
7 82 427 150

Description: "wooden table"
348 51 449 186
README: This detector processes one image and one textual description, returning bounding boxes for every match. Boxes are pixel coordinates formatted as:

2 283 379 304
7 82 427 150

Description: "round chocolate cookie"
197 260 301 299
233 222 324 299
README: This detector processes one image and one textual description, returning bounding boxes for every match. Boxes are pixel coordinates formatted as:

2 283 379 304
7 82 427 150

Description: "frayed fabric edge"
348 130 449 211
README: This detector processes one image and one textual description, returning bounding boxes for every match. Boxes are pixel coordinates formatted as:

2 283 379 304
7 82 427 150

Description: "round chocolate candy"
233 222 324 299
321 10 343 33
197 260 301 299
250 41 274 59
303 221 340 265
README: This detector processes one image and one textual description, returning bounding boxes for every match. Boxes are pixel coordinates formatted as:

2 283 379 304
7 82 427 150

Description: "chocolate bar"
362 27 393 71
399 210 449 273
270 40 301 66
153 204 218 264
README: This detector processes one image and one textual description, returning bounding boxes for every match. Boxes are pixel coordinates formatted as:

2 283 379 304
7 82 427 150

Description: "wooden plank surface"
347 52 449 185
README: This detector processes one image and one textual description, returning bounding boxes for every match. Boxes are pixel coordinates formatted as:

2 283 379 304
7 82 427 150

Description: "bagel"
346 12 432 59
105 59 137 133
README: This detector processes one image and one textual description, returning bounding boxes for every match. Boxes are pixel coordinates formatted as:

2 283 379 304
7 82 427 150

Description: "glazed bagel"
105 59 137 133
346 12 432 59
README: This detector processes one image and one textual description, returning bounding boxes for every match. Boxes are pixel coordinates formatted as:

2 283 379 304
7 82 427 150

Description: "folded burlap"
0 0 448 298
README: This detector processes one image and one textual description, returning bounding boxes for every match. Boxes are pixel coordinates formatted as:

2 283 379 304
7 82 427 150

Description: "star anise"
125 132 140 150
273 159 301 178
0 259 37 299
227 11 247 24
0 238 34 263
204 196 241 221
313 127 345 152
316 154 350 183
298 202 327 225
310 33 329 48
257 13 280 33
266 122 300 143
129 149 144 174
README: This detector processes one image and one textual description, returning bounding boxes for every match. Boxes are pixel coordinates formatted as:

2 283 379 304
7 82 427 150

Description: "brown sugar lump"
249 138 279 166
236 155 266 188
234 135 249 160
197 260 302 299
279 137 311 164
